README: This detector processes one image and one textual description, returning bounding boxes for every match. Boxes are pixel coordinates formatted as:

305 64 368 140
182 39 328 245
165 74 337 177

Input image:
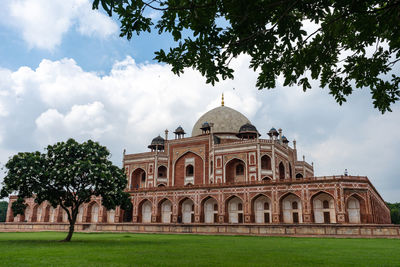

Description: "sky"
0 0 399 202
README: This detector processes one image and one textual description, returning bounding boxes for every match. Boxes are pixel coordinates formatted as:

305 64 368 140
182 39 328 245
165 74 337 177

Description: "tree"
0 139 131 242
93 0 400 113
387 202 400 224
0 201 7 222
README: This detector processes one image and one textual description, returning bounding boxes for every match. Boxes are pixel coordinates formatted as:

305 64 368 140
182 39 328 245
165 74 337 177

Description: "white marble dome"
191 106 251 136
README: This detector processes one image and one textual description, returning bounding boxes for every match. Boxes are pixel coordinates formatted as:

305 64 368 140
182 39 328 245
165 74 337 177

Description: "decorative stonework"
172 145 205 163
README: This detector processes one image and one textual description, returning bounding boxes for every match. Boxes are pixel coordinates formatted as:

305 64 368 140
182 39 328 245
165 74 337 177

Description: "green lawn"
0 232 399 266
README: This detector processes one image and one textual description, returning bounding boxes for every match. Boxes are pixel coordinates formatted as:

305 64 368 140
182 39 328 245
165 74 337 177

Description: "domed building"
6 95 393 236
119 96 390 227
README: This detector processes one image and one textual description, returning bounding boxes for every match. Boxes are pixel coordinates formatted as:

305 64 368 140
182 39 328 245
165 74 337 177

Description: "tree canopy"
93 0 400 113
0 201 7 222
387 202 400 224
0 139 131 241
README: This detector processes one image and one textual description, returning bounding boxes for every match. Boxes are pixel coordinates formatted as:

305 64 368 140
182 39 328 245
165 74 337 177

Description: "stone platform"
1 223 399 238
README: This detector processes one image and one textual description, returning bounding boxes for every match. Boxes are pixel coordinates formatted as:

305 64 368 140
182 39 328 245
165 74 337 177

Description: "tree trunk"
63 221 75 242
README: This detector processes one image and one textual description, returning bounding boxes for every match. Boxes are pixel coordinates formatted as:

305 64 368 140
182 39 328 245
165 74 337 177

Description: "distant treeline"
0 201 7 222
386 202 400 224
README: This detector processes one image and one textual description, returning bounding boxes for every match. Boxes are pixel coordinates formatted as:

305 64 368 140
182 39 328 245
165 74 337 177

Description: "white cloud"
3 0 118 50
0 55 399 203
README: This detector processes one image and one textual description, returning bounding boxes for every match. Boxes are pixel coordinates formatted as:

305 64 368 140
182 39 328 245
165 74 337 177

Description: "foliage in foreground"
0 139 131 241
387 202 400 224
94 0 400 113
0 232 399 266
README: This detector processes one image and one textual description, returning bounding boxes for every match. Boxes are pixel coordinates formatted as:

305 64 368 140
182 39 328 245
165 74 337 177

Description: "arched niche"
226 196 244 223
312 192 336 223
131 168 146 189
225 158 246 183
261 155 271 170
280 194 302 223
158 198 173 223
201 197 218 223
252 195 271 223
179 198 195 223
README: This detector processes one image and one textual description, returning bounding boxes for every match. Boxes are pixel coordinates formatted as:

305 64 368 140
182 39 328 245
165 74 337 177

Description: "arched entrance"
180 198 194 223
281 194 302 223
62 209 69 223
24 206 32 222
202 197 218 223
227 196 243 223
253 195 271 223
49 207 56 223
159 199 172 223
107 209 116 223
77 205 84 223
31 204 39 222
43 205 50 222
131 168 146 189
140 200 152 223
225 159 246 183
347 196 361 223
87 202 99 223
312 192 336 223
91 204 99 223
174 152 204 186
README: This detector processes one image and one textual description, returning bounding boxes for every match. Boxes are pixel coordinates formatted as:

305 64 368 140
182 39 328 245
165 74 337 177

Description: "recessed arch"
200 196 218 223
311 191 336 223
86 201 99 223
262 176 272 182
225 195 244 223
225 158 246 184
42 204 50 222
295 173 303 179
156 198 173 223
138 199 152 223
261 154 272 170
76 205 84 223
31 204 39 222
251 194 272 223
178 197 195 223
173 151 204 186
157 165 167 178
24 205 32 222
346 193 366 224
131 168 146 189
279 162 285 180
280 193 302 223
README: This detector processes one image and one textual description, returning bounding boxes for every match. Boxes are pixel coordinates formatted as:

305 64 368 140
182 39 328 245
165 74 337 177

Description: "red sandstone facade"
6 101 391 226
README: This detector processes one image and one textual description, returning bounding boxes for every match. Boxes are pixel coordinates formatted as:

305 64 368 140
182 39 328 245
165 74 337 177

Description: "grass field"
0 232 399 266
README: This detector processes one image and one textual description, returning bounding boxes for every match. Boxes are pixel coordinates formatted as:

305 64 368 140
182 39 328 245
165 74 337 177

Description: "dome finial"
221 93 224 106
